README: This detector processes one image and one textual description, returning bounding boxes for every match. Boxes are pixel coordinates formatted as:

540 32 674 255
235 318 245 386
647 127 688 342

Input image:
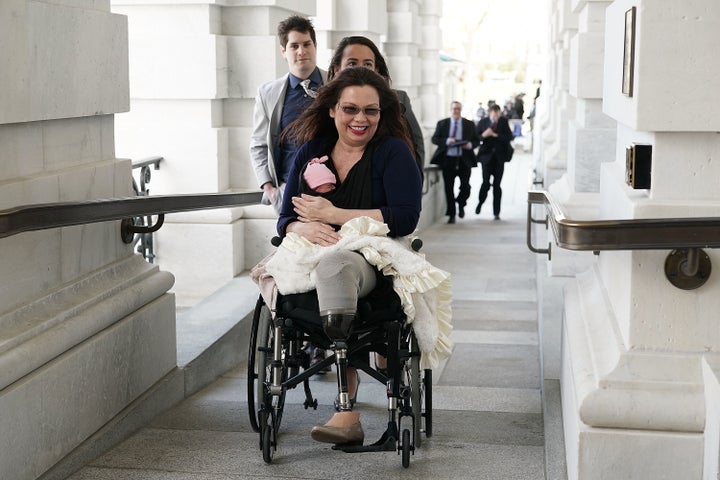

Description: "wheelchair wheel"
260 410 274 463
424 369 433 437
247 297 271 433
401 428 411 468
408 333 423 448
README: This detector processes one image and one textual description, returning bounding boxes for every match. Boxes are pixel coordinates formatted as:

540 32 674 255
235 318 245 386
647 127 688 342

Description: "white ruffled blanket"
263 216 453 370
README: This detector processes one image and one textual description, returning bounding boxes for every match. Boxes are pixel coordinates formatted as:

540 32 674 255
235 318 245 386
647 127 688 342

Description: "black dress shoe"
475 204 481 215
447 216 456 224
458 205 465 218
494 215 500 220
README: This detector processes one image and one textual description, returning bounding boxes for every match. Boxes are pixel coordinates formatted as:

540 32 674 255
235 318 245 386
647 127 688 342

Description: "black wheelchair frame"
246 284 433 468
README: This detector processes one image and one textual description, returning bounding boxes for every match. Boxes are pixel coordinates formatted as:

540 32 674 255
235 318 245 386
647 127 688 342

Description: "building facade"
3 0 720 479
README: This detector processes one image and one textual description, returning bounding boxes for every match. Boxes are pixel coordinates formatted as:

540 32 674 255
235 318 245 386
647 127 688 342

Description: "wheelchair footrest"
332 422 397 453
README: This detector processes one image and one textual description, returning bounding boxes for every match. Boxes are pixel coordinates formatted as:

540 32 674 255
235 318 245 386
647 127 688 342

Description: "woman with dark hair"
327 36 392 80
277 67 422 445
327 36 425 173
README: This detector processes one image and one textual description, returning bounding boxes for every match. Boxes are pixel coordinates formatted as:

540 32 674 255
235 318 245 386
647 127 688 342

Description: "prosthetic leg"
309 313 364 445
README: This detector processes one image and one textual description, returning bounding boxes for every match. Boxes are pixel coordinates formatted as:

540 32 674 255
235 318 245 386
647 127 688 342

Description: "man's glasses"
336 104 381 117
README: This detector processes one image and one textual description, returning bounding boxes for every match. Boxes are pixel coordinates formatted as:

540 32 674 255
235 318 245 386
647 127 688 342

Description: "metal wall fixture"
130 156 163 262
527 190 717 290
422 165 442 196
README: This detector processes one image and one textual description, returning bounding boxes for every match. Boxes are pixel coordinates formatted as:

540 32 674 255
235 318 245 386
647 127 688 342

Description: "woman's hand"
292 194 337 225
287 220 341 246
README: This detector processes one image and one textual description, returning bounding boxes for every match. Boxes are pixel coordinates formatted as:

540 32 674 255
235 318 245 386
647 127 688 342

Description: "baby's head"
303 156 336 193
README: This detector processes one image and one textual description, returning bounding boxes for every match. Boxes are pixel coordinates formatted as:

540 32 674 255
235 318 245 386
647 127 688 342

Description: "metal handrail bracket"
526 200 551 259
422 164 441 196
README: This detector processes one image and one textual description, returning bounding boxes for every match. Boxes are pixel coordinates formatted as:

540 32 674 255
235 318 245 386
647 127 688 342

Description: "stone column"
111 1 320 305
539 0 578 189
561 1 720 478
385 0 439 228
534 1 586 392
418 0 445 227
418 0 442 128
566 0 615 195
0 1 176 479
546 0 615 278
314 0 388 68
385 0 422 114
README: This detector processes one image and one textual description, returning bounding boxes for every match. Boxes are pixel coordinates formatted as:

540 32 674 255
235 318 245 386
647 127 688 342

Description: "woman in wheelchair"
275 67 422 445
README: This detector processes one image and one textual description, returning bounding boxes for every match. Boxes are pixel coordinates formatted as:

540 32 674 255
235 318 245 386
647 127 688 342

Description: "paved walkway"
68 149 551 480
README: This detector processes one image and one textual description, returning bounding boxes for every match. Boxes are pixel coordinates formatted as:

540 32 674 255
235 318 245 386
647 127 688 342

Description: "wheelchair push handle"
270 235 422 252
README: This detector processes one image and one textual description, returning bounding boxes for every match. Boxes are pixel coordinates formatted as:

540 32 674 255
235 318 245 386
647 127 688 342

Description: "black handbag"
505 144 514 162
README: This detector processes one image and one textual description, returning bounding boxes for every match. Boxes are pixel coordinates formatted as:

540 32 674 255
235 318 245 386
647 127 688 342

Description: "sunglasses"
336 104 381 117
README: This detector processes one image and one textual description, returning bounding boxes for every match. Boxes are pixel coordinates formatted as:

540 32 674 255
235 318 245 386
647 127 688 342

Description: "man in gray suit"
250 16 331 372
250 15 328 212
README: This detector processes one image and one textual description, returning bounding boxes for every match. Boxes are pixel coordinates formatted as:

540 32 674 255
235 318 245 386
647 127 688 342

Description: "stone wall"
0 2 177 478
535 1 720 478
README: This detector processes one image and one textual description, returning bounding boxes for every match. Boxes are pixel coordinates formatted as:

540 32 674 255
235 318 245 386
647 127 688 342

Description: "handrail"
131 156 163 171
0 191 262 239
527 190 717 289
527 190 720 251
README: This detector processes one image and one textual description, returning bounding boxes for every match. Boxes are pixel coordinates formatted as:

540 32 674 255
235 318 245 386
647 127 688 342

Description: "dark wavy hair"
327 36 391 83
284 67 412 151
277 15 316 47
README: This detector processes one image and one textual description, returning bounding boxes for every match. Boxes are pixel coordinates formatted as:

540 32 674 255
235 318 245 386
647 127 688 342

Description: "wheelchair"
246 266 433 468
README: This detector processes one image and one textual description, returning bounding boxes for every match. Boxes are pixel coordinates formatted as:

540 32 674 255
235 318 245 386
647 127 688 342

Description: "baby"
302 155 336 194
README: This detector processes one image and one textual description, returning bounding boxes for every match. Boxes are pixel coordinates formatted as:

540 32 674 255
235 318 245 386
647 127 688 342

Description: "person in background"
502 100 515 120
430 101 480 224
249 15 330 372
513 93 525 120
475 101 487 124
512 93 525 136
327 36 425 177
474 103 514 220
278 67 422 445
249 15 328 213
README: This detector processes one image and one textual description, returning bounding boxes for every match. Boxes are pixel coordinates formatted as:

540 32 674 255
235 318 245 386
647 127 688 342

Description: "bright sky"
440 0 548 114
440 0 547 61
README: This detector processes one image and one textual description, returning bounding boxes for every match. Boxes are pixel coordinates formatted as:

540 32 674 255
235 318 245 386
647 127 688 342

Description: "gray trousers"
315 250 377 316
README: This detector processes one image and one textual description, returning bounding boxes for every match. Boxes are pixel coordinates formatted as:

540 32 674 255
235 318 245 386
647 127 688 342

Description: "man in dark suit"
431 101 480 224
475 104 514 220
